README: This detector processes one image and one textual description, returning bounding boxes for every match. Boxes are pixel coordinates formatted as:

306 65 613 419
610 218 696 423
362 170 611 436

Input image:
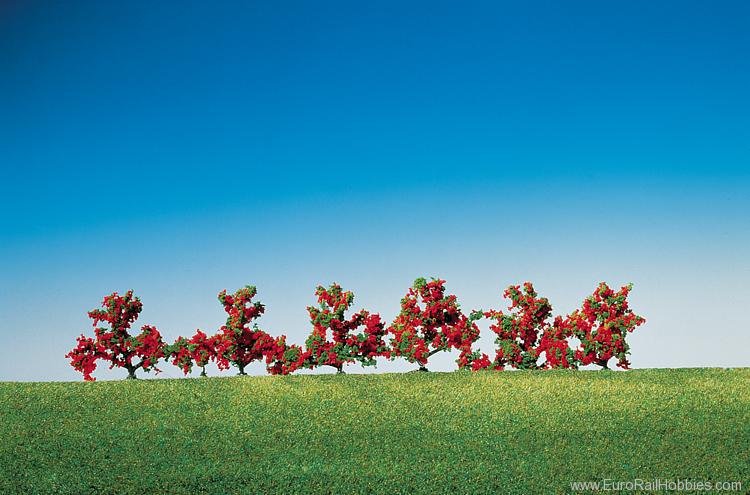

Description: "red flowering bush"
68 281 646 379
168 330 220 376
389 278 482 371
302 283 389 373
482 283 552 370
213 285 277 375
66 291 166 380
569 282 646 369
536 315 577 369
264 335 306 375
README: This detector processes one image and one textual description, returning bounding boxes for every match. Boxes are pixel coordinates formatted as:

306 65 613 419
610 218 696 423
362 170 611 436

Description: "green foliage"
0 369 747 494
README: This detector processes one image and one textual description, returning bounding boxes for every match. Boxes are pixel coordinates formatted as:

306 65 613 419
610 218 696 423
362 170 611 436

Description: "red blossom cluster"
213 286 278 375
264 335 306 375
569 282 646 369
168 330 221 376
536 316 577 369
475 281 646 371
67 280 646 380
165 286 303 377
67 336 102 382
301 283 388 373
66 291 166 381
482 283 553 370
389 278 483 371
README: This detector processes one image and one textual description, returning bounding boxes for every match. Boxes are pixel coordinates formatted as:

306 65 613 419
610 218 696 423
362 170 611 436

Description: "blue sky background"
1 0 748 381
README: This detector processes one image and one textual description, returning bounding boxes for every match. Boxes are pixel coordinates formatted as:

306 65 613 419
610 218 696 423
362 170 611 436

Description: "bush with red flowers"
66 290 166 380
569 282 646 369
168 329 221 377
483 282 553 370
264 335 307 375
301 283 389 373
388 277 483 372
213 285 277 375
67 280 646 380
536 315 578 369
476 283 585 371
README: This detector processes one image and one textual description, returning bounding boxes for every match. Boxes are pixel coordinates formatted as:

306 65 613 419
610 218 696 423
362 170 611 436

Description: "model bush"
482 282 554 370
301 283 388 373
168 329 221 376
388 278 483 372
264 335 306 375
569 282 646 369
67 280 646 379
66 290 166 380
213 285 276 375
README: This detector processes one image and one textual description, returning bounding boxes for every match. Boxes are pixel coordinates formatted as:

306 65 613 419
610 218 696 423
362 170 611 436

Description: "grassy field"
1 369 748 494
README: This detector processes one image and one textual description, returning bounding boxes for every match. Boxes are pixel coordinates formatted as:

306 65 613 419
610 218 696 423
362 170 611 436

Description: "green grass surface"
1 369 748 494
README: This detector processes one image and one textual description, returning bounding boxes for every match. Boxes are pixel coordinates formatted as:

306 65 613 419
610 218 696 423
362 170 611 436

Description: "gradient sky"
1 1 748 381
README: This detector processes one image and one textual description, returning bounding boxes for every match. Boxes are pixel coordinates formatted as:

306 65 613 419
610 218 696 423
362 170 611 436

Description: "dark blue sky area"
2 1 748 236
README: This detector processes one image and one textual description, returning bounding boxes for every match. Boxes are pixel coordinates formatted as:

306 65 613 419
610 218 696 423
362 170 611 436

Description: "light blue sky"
1 1 748 380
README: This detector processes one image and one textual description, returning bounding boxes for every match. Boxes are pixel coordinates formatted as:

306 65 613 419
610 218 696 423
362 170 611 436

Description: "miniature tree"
264 335 307 375
168 329 220 376
302 283 389 373
388 278 482 372
483 282 552 370
213 285 276 375
570 282 646 369
66 290 166 380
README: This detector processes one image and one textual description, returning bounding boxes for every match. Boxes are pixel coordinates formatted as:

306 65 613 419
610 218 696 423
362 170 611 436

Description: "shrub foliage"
66 290 166 380
67 280 646 380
